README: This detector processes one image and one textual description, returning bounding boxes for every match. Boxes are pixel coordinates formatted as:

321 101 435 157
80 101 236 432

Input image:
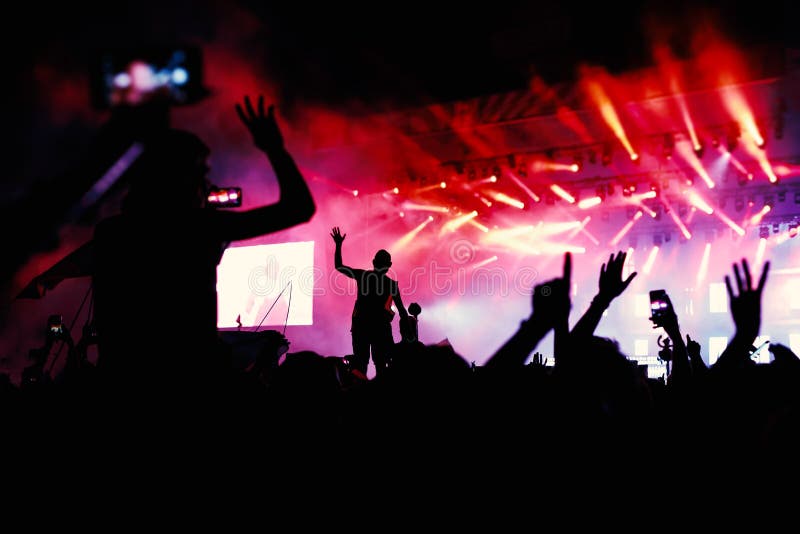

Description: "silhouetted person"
90 96 314 393
331 227 408 378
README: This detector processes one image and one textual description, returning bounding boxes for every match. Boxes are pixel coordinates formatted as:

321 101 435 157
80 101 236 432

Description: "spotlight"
693 142 705 159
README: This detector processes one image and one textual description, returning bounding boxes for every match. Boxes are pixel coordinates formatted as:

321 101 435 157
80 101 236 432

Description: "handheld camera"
649 289 673 325
90 46 206 109
47 314 64 338
207 187 242 208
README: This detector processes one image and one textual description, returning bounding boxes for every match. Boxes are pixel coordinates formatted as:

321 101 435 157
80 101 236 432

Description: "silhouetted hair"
123 128 210 211
373 249 392 269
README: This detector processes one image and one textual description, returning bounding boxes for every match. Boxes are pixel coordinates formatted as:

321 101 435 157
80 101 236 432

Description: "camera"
47 314 64 337
90 46 207 109
207 187 243 208
649 289 673 322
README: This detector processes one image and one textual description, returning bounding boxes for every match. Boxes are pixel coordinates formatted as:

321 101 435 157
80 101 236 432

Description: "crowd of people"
6 96 798 484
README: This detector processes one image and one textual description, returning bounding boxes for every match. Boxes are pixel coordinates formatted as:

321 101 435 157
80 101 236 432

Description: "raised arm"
571 250 636 341
215 96 315 242
330 227 356 279
715 259 770 371
485 253 571 370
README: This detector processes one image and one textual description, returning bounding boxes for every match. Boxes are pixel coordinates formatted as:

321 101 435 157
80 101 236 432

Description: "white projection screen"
217 241 315 328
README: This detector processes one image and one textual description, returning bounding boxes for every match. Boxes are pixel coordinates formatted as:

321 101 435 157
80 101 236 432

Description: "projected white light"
217 241 315 328
171 67 189 85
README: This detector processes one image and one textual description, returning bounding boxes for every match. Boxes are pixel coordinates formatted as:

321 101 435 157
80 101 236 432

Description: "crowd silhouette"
6 97 799 485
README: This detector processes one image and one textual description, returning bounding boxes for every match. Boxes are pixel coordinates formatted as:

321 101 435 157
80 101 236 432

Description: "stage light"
440 181 447 189
643 246 659 275
578 196 602 209
694 142 704 159
393 187 400 194
752 205 771 227
352 189 359 197
572 152 583 172
171 67 189 85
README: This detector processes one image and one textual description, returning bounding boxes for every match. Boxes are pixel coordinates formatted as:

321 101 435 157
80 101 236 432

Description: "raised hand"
686 334 701 360
531 352 548 367
330 227 346 245
598 250 637 305
768 343 799 367
532 252 571 323
236 95 284 151
725 258 769 343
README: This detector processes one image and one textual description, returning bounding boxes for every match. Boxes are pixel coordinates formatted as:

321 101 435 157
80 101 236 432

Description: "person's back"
352 267 397 325
331 229 407 377
91 97 315 391
93 210 225 383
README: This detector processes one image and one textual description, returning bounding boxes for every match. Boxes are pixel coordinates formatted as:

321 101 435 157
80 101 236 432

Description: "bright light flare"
532 161 581 173
676 141 715 189
720 86 764 148
696 243 712 286
401 201 450 213
750 205 771 226
550 184 575 203
578 196 602 209
661 196 692 240
440 210 478 235
468 219 490 233
585 79 638 160
715 209 746 236
392 216 434 250
470 255 498 269
507 172 540 202
610 211 643 246
686 190 714 215
740 135 778 183
642 246 659 275
489 191 525 209
754 238 767 270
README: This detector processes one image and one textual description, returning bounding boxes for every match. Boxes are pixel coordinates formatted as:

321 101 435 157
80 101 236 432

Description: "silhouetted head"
372 249 392 271
123 128 211 212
